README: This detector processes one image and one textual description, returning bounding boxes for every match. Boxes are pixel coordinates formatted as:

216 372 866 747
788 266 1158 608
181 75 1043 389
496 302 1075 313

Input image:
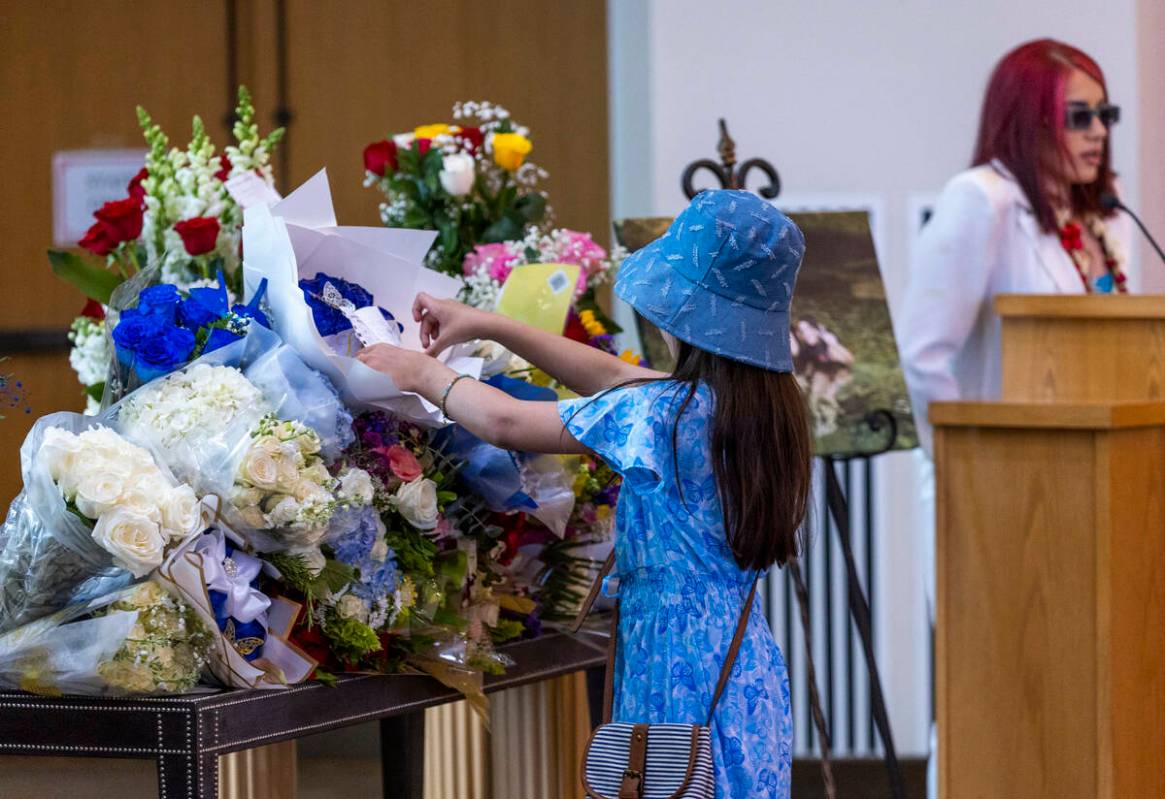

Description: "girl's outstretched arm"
357 344 590 455
413 293 664 396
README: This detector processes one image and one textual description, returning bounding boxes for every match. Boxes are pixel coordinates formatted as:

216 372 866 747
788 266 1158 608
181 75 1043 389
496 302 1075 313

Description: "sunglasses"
1064 102 1121 131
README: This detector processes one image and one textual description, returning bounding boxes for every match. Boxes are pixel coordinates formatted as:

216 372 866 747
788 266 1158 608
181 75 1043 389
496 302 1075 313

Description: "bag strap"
569 551 615 634
705 574 759 725
571 553 760 727
570 552 617 724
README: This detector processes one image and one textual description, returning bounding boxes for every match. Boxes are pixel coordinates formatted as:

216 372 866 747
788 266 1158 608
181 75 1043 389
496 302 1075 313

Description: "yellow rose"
414 123 457 140
491 133 533 171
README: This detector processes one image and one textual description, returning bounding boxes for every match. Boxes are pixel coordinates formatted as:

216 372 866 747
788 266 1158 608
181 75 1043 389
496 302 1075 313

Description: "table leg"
381 710 425 799
585 664 606 729
156 750 219 799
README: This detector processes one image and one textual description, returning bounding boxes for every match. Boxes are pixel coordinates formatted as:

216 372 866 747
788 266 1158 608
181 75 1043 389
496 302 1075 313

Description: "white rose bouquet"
0 581 213 697
228 413 374 554
0 413 202 634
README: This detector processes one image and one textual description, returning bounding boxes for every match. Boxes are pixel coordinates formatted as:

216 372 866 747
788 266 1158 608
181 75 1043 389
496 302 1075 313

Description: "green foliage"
384 525 438 578
323 614 382 664
47 250 125 304
488 618 525 644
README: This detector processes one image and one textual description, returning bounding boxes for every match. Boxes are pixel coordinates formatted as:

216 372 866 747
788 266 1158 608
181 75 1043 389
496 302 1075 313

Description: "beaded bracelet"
440 374 473 419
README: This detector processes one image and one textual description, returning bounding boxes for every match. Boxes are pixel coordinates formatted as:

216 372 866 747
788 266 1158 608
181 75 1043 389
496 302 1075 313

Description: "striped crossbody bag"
570 554 760 799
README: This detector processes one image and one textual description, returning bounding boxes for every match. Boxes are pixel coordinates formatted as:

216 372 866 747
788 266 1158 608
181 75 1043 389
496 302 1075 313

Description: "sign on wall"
52 150 146 247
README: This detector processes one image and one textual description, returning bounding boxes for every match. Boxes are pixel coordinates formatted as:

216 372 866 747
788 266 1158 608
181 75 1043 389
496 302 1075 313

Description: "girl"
359 189 811 798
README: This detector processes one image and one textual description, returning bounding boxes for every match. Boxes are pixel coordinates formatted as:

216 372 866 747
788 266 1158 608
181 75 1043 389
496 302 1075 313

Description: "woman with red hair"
896 39 1132 798
901 38 1131 454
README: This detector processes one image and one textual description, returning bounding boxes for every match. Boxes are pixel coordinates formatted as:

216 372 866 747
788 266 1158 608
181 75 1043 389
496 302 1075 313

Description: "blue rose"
111 308 152 368
132 320 196 382
137 284 181 323
203 326 243 354
179 284 230 330
232 277 271 329
299 272 403 337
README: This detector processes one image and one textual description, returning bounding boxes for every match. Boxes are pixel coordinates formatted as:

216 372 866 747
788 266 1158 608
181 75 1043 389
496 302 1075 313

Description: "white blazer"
897 160 1133 454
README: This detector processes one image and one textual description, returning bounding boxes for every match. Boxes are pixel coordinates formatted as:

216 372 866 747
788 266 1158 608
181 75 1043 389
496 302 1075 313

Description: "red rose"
174 216 221 256
93 197 144 243
81 299 105 320
215 155 232 182
416 139 432 156
127 168 148 203
386 444 423 482
454 126 484 154
563 310 589 342
363 139 397 176
78 219 119 256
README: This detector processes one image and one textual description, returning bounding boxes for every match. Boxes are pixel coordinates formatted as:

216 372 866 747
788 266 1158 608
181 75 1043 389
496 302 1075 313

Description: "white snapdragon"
67 316 111 390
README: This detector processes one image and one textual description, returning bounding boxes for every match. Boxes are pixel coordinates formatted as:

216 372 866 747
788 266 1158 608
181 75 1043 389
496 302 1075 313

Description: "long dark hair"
659 340 812 571
971 38 1116 233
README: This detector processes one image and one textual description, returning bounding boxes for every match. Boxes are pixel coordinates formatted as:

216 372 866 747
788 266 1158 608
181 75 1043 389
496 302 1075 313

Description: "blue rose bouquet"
299 272 404 339
112 273 271 384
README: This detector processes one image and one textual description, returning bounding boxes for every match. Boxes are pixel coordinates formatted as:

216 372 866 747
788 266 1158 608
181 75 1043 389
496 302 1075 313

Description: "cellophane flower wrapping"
0 581 213 697
0 411 199 634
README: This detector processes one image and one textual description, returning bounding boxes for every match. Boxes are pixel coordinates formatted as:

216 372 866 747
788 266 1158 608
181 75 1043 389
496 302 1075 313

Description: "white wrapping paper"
242 169 482 425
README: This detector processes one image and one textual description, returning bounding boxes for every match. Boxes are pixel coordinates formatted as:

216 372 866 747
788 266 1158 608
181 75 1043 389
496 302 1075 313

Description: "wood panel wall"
0 0 610 505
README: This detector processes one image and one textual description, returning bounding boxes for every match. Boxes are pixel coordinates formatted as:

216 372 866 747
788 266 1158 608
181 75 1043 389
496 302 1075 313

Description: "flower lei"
1057 211 1128 294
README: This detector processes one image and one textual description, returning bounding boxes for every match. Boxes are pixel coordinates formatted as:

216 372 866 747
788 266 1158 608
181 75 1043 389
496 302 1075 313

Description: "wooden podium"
932 295 1165 799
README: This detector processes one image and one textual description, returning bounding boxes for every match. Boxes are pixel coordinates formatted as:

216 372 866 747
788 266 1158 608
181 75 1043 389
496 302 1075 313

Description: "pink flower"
554 229 608 293
462 243 520 283
386 445 423 482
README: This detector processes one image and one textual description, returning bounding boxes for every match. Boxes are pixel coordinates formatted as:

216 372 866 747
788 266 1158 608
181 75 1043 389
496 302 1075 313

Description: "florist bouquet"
0 413 201 635
56 86 283 407
364 100 549 277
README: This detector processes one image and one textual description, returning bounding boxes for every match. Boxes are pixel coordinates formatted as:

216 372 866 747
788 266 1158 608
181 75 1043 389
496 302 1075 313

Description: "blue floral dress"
559 382 793 799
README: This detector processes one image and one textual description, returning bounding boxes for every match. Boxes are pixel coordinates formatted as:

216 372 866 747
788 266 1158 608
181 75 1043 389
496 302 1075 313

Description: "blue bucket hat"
615 189 804 372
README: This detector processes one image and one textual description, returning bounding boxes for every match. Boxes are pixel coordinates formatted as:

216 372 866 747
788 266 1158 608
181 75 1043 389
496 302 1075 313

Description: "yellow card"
494 262 580 334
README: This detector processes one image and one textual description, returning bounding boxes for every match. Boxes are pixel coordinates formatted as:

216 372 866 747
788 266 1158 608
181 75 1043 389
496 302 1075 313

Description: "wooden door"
0 0 233 503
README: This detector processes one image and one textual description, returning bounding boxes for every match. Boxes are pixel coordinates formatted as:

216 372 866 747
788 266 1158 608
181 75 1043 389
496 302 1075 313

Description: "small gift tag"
226 172 283 209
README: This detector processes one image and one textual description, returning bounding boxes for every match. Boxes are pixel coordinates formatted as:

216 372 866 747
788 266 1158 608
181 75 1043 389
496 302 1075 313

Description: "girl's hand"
356 344 439 394
413 293 491 355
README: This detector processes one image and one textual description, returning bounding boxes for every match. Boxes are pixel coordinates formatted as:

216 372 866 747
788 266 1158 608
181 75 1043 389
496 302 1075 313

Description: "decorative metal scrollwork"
681 119 781 200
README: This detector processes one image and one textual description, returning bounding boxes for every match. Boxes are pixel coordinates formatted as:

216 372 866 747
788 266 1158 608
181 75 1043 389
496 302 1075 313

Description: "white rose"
73 472 128 519
339 469 374 506
289 546 326 577
392 132 416 149
118 474 169 524
294 479 331 504
159 485 201 540
268 495 302 527
234 486 264 508
392 477 439 531
238 505 268 530
370 538 389 563
275 455 301 493
91 507 166 578
240 445 280 490
39 427 84 483
439 152 476 197
336 593 369 622
303 463 332 485
298 433 322 457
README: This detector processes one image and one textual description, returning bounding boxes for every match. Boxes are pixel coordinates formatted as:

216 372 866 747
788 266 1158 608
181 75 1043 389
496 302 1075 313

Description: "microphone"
1100 193 1165 264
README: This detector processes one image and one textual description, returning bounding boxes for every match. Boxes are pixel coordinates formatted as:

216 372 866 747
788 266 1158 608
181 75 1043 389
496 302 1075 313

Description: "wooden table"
0 630 607 799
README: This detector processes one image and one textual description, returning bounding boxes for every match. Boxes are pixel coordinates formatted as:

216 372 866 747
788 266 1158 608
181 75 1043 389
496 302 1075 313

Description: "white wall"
608 0 1156 756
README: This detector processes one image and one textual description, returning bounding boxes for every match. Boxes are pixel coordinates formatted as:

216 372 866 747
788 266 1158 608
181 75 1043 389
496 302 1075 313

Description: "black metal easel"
682 122 908 799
